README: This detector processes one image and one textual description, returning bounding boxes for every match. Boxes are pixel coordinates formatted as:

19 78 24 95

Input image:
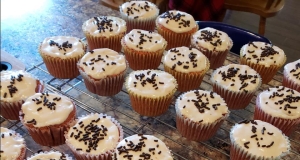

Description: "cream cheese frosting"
164 46 208 73
82 16 126 37
27 151 71 160
21 92 74 127
240 41 286 67
40 36 85 59
126 70 177 98
1 70 40 102
0 127 25 160
230 120 290 158
284 59 300 84
157 10 197 33
120 1 159 19
176 90 228 123
257 86 300 119
78 48 126 79
124 29 167 52
115 134 173 160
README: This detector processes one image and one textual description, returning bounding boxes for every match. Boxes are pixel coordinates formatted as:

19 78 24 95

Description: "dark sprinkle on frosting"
160 11 191 28
93 16 115 33
2 74 24 98
169 48 201 70
289 62 300 80
124 1 152 18
49 40 72 53
196 30 222 47
245 42 279 63
132 71 164 90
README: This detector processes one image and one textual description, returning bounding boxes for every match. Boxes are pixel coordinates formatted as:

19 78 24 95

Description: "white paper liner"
2 128 26 160
282 69 300 92
26 150 73 160
65 113 124 160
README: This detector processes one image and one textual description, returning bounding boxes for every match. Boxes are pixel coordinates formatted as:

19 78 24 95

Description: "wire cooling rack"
1 52 300 160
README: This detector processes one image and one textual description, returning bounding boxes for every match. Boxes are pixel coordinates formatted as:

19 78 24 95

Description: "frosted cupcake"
163 47 210 92
26 150 72 160
78 48 127 96
283 59 300 92
121 29 167 70
240 42 286 84
119 1 159 32
210 64 262 110
0 127 26 160
65 113 123 160
230 120 290 160
125 70 177 116
82 16 126 51
176 90 229 141
114 134 173 160
254 86 300 135
0 70 44 120
39 36 86 79
156 10 198 50
20 92 76 146
191 27 233 69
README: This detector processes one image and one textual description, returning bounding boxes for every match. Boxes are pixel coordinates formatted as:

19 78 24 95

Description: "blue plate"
196 21 271 55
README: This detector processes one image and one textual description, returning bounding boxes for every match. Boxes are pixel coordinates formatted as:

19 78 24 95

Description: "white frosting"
66 114 120 154
230 120 290 158
211 64 261 92
115 134 173 160
157 10 197 33
40 36 85 59
27 151 71 160
1 70 39 102
284 59 300 84
120 1 159 19
0 127 25 160
191 27 232 51
176 90 228 123
78 48 126 79
21 93 74 127
164 46 208 73
126 70 177 98
258 86 300 119
241 42 286 67
124 29 167 52
82 16 126 37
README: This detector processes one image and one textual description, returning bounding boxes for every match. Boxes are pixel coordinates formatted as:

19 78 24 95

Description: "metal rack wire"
1 52 299 160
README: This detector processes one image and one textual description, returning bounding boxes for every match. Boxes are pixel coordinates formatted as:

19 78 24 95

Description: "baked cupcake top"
78 48 126 79
1 70 41 102
211 64 262 93
123 29 167 52
0 127 25 160
157 10 197 33
66 113 122 155
164 46 209 73
120 1 159 20
40 36 86 59
284 59 300 84
176 90 228 123
27 151 72 160
82 16 126 37
21 92 74 127
230 120 290 158
126 70 177 98
257 86 300 119
240 42 286 67
191 27 232 51
115 134 173 160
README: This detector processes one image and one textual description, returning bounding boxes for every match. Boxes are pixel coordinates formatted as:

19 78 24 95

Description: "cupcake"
175 90 229 141
65 113 123 160
0 70 44 120
39 36 86 79
119 1 159 32
156 10 198 50
82 16 126 51
20 92 76 146
121 29 167 70
191 27 233 69
283 59 300 92
0 127 26 160
125 70 177 116
78 48 127 96
163 46 210 92
114 134 173 160
210 64 262 110
254 86 300 135
240 41 286 84
230 120 290 160
26 150 72 160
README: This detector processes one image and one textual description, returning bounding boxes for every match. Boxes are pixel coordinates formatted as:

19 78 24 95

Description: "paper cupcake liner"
65 113 123 160
26 150 73 160
282 69 300 92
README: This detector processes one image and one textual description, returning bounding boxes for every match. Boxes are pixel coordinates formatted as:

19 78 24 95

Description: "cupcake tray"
1 52 300 160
